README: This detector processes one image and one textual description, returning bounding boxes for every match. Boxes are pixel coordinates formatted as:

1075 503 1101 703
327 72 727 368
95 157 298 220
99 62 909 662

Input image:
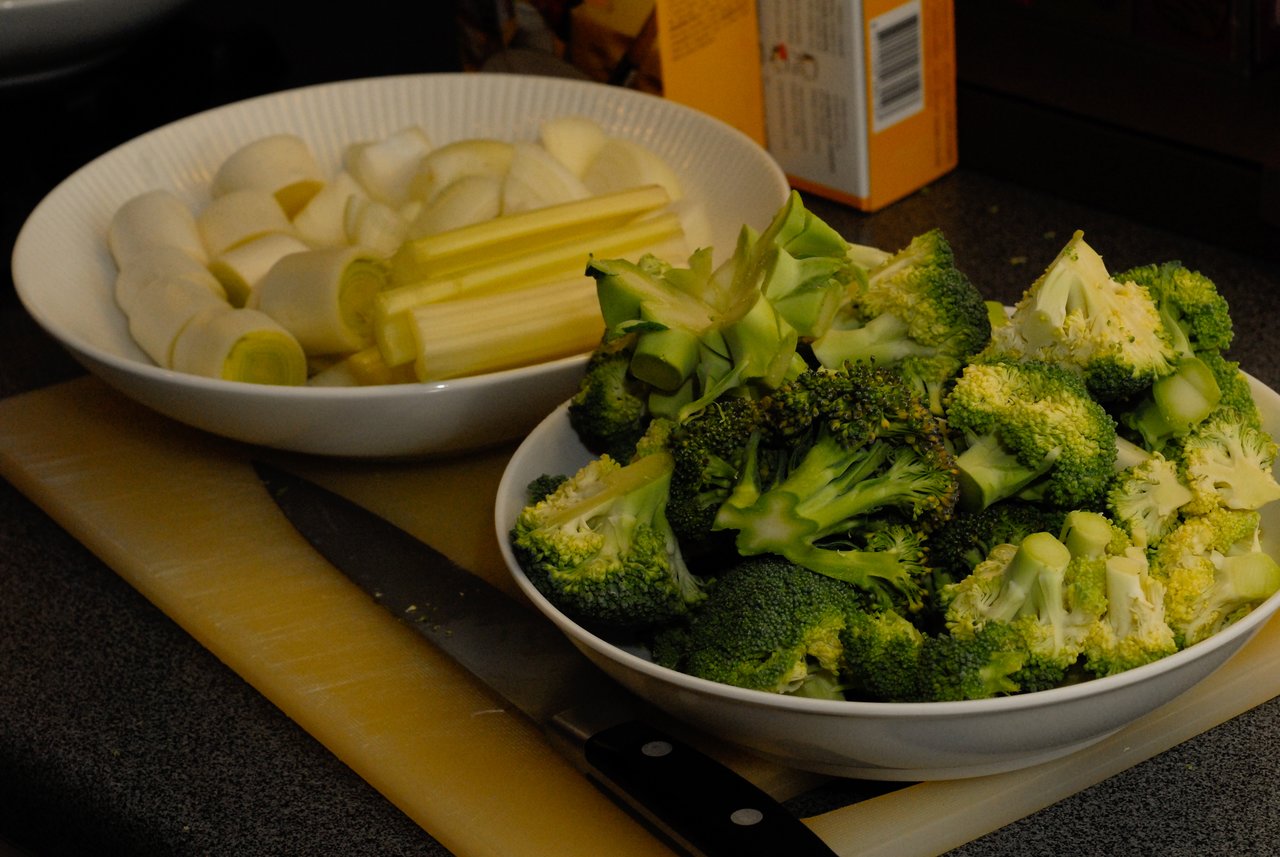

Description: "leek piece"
389 184 673 286
407 138 514 203
582 137 684 201
170 305 307 385
500 140 591 215
292 171 367 248
108 189 206 266
208 232 310 307
409 275 604 380
309 345 416 386
538 115 607 177
115 245 224 315
211 134 325 218
126 274 229 367
407 173 503 239
374 211 683 353
252 246 389 354
343 196 408 258
345 126 433 207
197 189 294 257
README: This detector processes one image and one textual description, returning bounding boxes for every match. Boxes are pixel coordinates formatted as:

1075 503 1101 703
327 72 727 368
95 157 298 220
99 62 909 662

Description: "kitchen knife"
253 461 838 857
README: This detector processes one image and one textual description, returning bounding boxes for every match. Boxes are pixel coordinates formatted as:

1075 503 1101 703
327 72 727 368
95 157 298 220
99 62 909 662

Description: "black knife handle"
583 720 838 857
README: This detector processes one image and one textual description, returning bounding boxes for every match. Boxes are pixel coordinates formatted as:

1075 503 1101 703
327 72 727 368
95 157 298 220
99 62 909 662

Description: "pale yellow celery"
389 184 671 284
373 213 682 368
379 211 682 317
171 305 307 385
410 275 604 380
253 246 388 354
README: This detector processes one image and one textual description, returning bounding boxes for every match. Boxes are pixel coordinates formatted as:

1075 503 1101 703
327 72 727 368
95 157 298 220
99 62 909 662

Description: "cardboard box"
757 0 958 210
455 0 767 146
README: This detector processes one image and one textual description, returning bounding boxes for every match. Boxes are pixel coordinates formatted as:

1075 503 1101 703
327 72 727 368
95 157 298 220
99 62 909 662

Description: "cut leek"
208 232 310 307
291 171 367 248
170 305 308 385
538 115 607 177
409 275 604 381
127 274 230 367
308 344 416 386
343 196 408 258
390 184 672 285
252 246 389 355
500 140 591 214
211 134 325 217
407 173 503 240
197 189 294 257
408 138 514 204
115 245 225 314
345 125 433 207
374 212 683 367
108 189 206 266
582 137 684 201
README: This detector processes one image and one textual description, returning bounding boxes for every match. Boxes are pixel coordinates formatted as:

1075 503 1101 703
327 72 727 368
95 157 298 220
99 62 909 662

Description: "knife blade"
253 461 838 857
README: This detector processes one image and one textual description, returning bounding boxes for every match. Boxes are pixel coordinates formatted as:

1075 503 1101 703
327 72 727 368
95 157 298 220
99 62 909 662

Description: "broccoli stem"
988 532 1072 622
1060 510 1115 560
810 312 936 368
1131 356 1221 446
629 325 701 391
953 434 1060 512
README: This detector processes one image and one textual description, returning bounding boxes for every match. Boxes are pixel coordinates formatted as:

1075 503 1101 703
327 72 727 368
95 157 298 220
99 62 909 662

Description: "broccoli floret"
925 501 1069 589
651 555 869 697
510 451 707 629
1115 260 1233 356
1059 509 1127 622
944 359 1118 512
985 230 1177 402
712 364 958 609
914 623 1028 701
1149 508 1280 647
940 531 1093 690
811 229 991 413
1199 349 1261 429
839 608 926 701
525 473 569 504
663 395 761 558
1116 354 1223 453
1178 409 1280 514
1080 547 1179 676
1106 448 1195 548
586 192 853 423
568 332 652 461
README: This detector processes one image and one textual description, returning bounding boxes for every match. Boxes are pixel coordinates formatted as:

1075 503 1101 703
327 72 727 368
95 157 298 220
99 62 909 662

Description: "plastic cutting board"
2 376 1279 857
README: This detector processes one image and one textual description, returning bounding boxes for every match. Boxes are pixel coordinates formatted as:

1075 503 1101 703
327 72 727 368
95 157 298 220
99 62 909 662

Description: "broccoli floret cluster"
511 202 1280 703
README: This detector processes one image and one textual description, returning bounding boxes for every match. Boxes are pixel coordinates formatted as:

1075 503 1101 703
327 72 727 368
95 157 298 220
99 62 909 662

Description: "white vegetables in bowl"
105 116 697 387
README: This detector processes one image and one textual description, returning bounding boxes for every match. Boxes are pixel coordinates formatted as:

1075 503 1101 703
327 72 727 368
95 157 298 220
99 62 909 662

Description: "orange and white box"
757 0 958 210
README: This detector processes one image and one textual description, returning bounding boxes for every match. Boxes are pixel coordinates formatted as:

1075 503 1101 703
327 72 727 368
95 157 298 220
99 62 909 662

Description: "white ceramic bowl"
12 73 789 458
495 377 1280 780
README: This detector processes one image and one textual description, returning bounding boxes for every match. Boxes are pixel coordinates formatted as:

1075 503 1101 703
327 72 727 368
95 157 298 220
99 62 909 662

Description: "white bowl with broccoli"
494 218 1280 780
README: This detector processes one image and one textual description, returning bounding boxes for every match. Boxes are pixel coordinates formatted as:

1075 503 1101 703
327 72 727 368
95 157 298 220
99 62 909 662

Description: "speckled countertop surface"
3 3 1280 855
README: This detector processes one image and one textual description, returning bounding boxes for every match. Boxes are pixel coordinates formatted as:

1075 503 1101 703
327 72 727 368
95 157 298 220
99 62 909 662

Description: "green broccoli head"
914 623 1028 701
986 230 1177 402
925 501 1069 590
1114 260 1233 356
711 364 958 609
944 359 1118 511
839 608 926 701
511 451 707 629
1106 449 1195 548
568 332 652 461
1178 409 1280 514
651 555 870 697
1080 547 1178 677
810 229 991 412
1148 508 1280 647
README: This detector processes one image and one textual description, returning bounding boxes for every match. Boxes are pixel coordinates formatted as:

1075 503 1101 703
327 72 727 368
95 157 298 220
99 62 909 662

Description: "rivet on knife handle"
582 720 837 857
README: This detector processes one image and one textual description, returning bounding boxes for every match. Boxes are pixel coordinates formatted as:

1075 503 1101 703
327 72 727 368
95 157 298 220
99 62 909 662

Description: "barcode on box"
870 1 924 131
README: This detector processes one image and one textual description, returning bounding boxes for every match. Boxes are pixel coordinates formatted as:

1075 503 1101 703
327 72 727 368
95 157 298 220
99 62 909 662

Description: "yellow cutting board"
2 376 1280 857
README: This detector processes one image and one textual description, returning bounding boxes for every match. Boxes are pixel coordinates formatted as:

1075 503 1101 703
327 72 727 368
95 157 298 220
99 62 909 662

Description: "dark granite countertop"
3 3 1280 855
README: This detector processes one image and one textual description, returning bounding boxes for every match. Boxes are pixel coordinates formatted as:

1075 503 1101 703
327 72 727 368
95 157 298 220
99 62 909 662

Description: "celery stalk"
408 275 604 380
389 184 672 284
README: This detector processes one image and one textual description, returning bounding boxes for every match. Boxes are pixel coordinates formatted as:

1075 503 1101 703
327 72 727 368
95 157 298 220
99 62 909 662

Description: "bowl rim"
496 383 1280 721
12 71 788 400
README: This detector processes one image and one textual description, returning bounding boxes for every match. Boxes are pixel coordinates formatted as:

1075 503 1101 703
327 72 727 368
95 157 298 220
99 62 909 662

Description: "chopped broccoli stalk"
510 451 706 629
1081 548 1178 676
712 364 957 608
1150 508 1280 647
945 359 1118 511
811 229 991 413
985 230 1177 402
1123 355 1222 450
